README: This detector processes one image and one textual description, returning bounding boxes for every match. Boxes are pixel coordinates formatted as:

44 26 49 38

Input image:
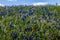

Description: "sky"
0 0 60 6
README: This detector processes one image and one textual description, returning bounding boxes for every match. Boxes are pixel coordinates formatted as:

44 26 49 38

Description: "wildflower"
19 10 24 13
19 28 22 32
42 15 45 19
47 20 51 22
31 34 35 37
42 14 46 19
27 20 30 24
54 18 57 21
36 37 40 40
32 17 36 21
12 32 18 39
38 18 41 22
43 29 46 33
8 14 10 16
27 27 32 32
40 31 42 34
47 12 52 17
22 35 25 39
10 23 14 29
22 15 27 21
29 35 34 40
8 9 11 12
22 35 28 39
27 10 35 15
48 26 51 28
54 12 57 16
0 12 7 16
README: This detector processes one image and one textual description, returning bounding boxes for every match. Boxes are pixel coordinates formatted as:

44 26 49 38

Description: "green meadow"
0 5 60 40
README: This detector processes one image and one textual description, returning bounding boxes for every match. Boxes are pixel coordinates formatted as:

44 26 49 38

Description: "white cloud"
58 4 60 6
8 0 17 2
32 2 48 6
0 3 5 7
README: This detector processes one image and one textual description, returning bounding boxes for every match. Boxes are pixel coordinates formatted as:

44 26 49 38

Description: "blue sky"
0 0 60 6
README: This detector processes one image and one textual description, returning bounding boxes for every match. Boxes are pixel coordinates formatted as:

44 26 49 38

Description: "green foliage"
0 5 60 40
